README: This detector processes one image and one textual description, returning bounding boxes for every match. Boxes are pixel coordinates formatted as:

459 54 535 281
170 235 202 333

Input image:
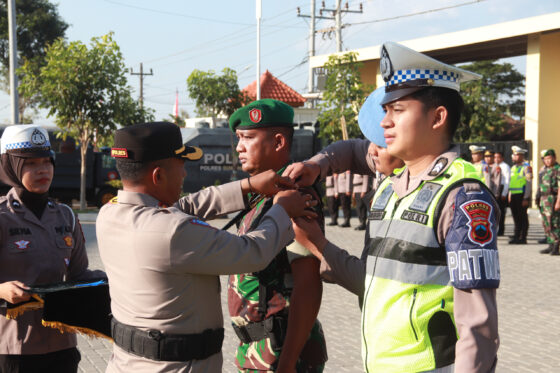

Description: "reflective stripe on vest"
361 158 481 373
510 164 527 194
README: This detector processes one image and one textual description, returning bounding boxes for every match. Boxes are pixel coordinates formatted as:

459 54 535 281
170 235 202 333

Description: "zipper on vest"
409 288 418 341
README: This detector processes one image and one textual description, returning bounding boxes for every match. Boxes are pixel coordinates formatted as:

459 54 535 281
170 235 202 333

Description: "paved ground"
77 209 560 372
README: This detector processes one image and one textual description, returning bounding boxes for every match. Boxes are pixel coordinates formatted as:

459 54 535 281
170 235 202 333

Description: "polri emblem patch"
14 240 30 250
461 200 493 246
63 236 73 247
249 108 262 123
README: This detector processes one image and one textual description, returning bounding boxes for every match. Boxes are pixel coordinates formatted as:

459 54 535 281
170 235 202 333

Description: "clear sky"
1 0 559 125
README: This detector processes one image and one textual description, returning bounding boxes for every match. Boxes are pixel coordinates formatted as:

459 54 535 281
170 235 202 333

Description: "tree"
0 0 68 120
455 60 525 142
167 109 189 127
317 52 370 143
186 67 246 126
19 33 147 209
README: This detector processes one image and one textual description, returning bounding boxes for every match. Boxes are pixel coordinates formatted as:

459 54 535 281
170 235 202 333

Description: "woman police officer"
0 125 102 373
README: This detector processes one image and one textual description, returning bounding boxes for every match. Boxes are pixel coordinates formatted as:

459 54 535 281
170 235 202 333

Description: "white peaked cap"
380 41 481 105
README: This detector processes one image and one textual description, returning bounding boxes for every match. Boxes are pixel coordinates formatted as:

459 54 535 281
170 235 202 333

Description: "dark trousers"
339 194 352 224
510 193 529 241
354 192 368 227
497 197 507 235
0 347 80 373
326 196 340 223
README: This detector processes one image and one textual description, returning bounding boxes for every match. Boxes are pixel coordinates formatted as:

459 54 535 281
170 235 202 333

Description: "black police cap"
111 122 202 162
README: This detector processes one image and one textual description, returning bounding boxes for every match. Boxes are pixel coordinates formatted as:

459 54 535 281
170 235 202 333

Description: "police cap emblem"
380 46 394 83
30 129 47 146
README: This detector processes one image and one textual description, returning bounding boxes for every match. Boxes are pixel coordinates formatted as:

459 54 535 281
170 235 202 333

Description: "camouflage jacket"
539 163 560 198
227 186 328 371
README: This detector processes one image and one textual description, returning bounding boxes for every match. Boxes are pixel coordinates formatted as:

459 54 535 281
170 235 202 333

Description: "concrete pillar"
525 31 560 198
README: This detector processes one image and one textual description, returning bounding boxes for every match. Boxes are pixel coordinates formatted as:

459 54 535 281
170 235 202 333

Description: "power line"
346 0 487 26
102 0 253 26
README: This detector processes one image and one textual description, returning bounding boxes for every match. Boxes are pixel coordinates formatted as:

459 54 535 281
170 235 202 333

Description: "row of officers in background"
329 143 559 256
468 144 559 254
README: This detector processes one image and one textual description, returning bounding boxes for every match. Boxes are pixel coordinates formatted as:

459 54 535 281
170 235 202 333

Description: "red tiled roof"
242 70 306 107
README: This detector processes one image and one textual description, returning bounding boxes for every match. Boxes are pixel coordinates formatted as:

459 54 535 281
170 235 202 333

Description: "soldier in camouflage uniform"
537 149 560 255
227 99 328 372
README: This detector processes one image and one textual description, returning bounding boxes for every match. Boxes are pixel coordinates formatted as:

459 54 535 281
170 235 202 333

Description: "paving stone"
77 210 560 372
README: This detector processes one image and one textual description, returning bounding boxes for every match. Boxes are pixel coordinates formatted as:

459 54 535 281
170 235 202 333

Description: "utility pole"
8 0 18 124
298 1 362 93
256 0 262 100
130 63 153 110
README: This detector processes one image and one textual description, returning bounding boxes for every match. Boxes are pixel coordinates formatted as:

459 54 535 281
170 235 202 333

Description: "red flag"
173 89 179 118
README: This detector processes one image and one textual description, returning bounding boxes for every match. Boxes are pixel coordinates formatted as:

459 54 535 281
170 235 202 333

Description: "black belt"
111 318 224 362
231 315 287 351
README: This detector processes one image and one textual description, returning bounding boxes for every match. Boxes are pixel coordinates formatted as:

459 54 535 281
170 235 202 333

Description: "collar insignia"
12 200 20 208
428 157 448 177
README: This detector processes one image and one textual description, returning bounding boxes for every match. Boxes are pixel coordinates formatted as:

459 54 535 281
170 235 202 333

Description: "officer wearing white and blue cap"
285 42 499 373
0 124 105 372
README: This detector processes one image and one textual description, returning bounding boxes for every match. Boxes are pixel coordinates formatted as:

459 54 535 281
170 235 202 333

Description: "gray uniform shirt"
0 188 96 354
97 181 294 373
310 140 499 373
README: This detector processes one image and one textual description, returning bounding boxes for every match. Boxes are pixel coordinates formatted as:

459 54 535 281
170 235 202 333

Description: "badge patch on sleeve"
445 184 500 289
460 200 493 246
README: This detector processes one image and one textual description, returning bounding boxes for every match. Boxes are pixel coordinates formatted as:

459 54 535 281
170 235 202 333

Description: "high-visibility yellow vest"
361 158 481 373
510 164 528 195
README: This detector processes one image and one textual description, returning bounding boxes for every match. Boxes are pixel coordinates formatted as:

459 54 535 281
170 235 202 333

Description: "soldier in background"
494 151 510 236
335 170 352 227
352 174 370 230
325 175 338 226
228 100 328 372
509 145 532 244
537 149 560 255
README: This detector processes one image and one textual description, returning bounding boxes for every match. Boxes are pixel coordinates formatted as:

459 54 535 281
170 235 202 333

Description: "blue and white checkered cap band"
5 140 51 151
387 69 459 86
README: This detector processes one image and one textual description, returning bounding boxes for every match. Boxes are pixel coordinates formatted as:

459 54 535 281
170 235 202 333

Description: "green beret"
541 149 556 157
229 99 294 132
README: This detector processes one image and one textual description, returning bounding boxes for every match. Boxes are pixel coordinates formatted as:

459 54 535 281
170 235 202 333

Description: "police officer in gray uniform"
0 125 103 373
97 122 317 373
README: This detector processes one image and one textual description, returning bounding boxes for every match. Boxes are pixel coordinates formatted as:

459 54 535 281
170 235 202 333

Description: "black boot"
540 244 553 254
328 220 338 226
339 219 350 228
550 244 560 256
538 237 548 244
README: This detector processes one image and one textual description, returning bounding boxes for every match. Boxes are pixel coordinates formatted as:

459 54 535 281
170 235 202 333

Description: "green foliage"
106 179 123 190
317 52 370 143
167 109 189 127
18 32 148 208
187 67 246 120
0 0 68 119
455 60 525 142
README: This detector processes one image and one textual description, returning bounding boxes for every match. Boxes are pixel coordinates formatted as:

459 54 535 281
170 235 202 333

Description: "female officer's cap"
0 124 51 158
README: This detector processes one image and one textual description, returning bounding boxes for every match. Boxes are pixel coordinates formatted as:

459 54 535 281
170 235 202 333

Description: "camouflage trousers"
540 197 560 243
235 320 327 373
